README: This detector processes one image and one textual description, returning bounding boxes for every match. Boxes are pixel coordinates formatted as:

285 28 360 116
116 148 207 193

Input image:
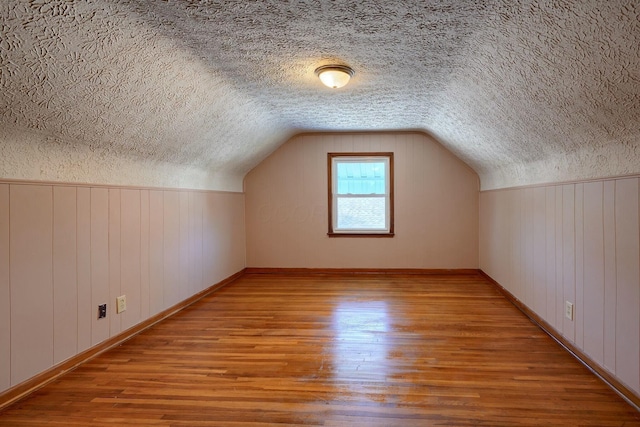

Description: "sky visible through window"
336 162 386 195
335 161 387 230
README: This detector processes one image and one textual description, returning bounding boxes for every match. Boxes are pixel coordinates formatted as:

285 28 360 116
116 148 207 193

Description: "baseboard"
0 269 246 411
245 267 481 275
479 270 640 412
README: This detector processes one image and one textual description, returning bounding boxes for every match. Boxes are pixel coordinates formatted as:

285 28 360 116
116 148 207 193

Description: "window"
328 152 394 237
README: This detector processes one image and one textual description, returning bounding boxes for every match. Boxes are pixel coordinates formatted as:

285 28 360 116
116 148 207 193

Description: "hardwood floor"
1 272 638 426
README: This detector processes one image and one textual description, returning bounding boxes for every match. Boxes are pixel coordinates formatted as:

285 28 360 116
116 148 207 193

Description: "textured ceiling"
1 0 639 190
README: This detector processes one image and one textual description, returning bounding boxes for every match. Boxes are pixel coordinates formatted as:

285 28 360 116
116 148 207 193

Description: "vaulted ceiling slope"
1 1 638 191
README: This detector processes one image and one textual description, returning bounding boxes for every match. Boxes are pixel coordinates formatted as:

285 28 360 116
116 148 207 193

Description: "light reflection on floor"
330 300 391 392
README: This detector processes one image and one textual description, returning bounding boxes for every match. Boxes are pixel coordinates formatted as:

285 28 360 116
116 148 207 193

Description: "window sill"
327 232 395 238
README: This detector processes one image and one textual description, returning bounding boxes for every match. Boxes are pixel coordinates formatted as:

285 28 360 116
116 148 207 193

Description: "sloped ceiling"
1 0 638 191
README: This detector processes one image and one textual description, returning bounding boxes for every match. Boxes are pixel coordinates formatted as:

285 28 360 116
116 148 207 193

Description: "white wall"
245 132 479 269
0 181 246 393
479 178 640 396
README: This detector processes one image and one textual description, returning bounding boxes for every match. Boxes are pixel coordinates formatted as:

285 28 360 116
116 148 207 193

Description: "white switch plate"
565 301 574 320
116 295 126 314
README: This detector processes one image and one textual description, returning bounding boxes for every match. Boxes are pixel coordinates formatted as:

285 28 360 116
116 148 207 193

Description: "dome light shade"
315 65 355 89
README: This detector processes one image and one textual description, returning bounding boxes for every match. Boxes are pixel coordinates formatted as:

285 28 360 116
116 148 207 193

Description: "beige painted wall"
0 182 246 394
245 132 479 268
479 178 640 397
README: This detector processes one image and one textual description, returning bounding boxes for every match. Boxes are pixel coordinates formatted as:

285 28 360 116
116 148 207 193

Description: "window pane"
336 197 386 229
336 162 386 195
328 152 393 236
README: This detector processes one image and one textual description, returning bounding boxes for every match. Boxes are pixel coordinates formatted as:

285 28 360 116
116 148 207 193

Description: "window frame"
327 152 395 237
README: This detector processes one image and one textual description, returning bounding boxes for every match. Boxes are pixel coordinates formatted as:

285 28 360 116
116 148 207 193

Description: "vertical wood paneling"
510 190 522 300
524 188 534 306
500 191 512 294
615 178 640 393
149 191 164 316
209 193 228 281
224 193 247 279
120 189 141 331
279 143 299 265
90 188 109 346
179 192 190 301
292 138 306 263
574 184 584 348
295 135 313 267
52 186 77 364
108 189 121 336
603 180 617 372
202 193 215 287
497 190 511 287
10 185 53 385
478 190 491 274
307 136 325 265
555 186 564 330
562 185 575 341
76 187 91 352
444 147 479 268
532 187 546 317
480 176 640 398
163 191 180 307
140 190 150 320
245 133 478 269
545 187 556 327
0 182 246 396
0 185 10 390
583 182 604 364
425 139 442 263
436 145 478 267
206 192 246 285
188 192 196 295
191 192 204 292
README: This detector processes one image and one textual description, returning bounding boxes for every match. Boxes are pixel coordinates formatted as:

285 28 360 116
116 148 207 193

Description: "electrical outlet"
565 301 574 321
116 295 126 314
98 304 107 319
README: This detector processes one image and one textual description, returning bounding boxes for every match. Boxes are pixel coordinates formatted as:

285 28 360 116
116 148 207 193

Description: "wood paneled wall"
0 182 246 393
244 132 479 268
479 178 640 397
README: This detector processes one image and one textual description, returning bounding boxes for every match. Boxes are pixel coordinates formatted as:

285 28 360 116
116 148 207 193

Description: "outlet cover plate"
565 301 574 320
116 295 126 314
98 304 107 319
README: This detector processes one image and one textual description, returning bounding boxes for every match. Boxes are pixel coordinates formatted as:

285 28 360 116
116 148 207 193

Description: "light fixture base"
314 64 355 89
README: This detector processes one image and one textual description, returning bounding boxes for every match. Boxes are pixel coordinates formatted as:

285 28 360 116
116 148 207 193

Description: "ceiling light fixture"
315 64 355 89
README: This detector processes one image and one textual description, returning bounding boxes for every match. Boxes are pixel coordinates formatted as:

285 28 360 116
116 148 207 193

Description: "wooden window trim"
327 152 394 237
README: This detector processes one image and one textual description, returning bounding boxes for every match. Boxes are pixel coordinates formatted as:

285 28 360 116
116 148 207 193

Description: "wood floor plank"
0 273 638 426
